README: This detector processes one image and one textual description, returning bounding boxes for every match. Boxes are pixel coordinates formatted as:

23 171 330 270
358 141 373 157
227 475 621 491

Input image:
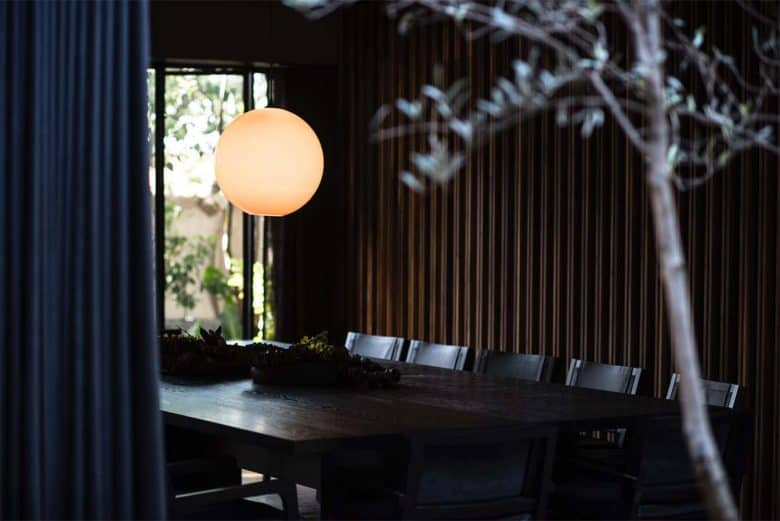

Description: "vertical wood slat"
339 3 778 519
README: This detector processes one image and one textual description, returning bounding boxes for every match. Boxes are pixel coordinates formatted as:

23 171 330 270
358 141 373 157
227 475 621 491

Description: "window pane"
253 72 268 109
163 73 245 339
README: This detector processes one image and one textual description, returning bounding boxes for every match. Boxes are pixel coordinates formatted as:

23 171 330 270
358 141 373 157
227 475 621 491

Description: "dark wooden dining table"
160 360 722 495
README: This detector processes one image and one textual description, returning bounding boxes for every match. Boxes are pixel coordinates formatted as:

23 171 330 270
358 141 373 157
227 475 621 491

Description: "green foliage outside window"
149 69 275 339
164 201 214 312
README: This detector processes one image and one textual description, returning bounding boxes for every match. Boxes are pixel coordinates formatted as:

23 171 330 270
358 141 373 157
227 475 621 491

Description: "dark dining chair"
575 373 741 461
666 373 741 408
565 359 642 394
553 374 747 520
406 340 471 370
568 374 742 466
345 331 405 361
565 359 642 449
322 427 558 520
551 411 750 520
475 351 556 382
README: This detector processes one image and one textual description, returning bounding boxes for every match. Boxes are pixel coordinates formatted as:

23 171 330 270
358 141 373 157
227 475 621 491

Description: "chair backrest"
624 411 750 517
406 340 470 370
666 373 740 408
401 427 557 520
566 359 642 394
475 351 555 382
344 331 405 361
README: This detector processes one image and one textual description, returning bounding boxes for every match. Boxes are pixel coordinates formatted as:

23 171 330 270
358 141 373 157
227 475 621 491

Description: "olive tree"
287 1 780 518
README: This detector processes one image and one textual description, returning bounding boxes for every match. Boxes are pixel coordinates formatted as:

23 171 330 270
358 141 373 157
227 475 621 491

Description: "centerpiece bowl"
251 336 401 388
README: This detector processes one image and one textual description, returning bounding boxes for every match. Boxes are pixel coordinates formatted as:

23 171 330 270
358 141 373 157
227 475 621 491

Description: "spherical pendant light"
215 108 324 216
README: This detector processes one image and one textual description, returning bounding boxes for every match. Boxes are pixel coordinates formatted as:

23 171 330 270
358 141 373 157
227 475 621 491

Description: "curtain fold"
1 1 166 518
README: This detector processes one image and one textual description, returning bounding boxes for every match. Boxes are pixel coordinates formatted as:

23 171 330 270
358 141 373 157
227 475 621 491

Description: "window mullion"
241 71 256 339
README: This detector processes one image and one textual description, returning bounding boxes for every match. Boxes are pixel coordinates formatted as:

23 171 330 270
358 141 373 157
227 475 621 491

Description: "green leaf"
756 126 773 142
422 85 446 102
401 171 426 193
395 98 422 119
593 42 609 63
717 150 731 167
667 144 679 166
667 76 683 92
693 27 705 49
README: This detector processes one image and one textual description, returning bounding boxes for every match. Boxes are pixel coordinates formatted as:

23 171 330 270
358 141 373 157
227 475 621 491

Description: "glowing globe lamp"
215 108 324 216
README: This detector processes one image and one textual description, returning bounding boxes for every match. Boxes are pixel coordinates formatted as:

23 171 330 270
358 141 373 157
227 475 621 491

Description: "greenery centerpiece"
160 329 400 388
251 332 401 388
160 326 266 378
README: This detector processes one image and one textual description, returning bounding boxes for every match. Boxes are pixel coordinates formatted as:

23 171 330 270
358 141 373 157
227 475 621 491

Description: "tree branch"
588 71 647 153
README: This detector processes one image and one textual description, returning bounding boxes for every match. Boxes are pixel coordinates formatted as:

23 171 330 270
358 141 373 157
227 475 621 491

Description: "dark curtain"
0 1 166 519
273 66 347 345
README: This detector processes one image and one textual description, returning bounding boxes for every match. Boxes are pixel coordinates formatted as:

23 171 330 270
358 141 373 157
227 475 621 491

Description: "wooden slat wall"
340 3 778 518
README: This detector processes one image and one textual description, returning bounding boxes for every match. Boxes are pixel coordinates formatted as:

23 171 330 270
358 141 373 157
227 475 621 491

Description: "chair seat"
553 454 707 520
553 475 706 520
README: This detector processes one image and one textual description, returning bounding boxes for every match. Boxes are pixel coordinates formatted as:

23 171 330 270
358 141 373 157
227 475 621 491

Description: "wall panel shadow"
340 3 779 519
273 66 347 345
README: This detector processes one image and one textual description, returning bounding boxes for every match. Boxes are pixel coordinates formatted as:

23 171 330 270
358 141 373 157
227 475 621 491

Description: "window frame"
151 62 281 339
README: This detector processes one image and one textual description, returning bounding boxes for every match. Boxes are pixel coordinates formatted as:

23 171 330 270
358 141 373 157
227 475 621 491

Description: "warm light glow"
215 108 323 216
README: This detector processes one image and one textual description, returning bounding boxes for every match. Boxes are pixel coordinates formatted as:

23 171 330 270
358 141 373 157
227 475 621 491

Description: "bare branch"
588 71 647 153
282 1 779 519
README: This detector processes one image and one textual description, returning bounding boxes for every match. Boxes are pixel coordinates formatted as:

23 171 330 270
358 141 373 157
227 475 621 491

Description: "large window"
148 66 277 340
